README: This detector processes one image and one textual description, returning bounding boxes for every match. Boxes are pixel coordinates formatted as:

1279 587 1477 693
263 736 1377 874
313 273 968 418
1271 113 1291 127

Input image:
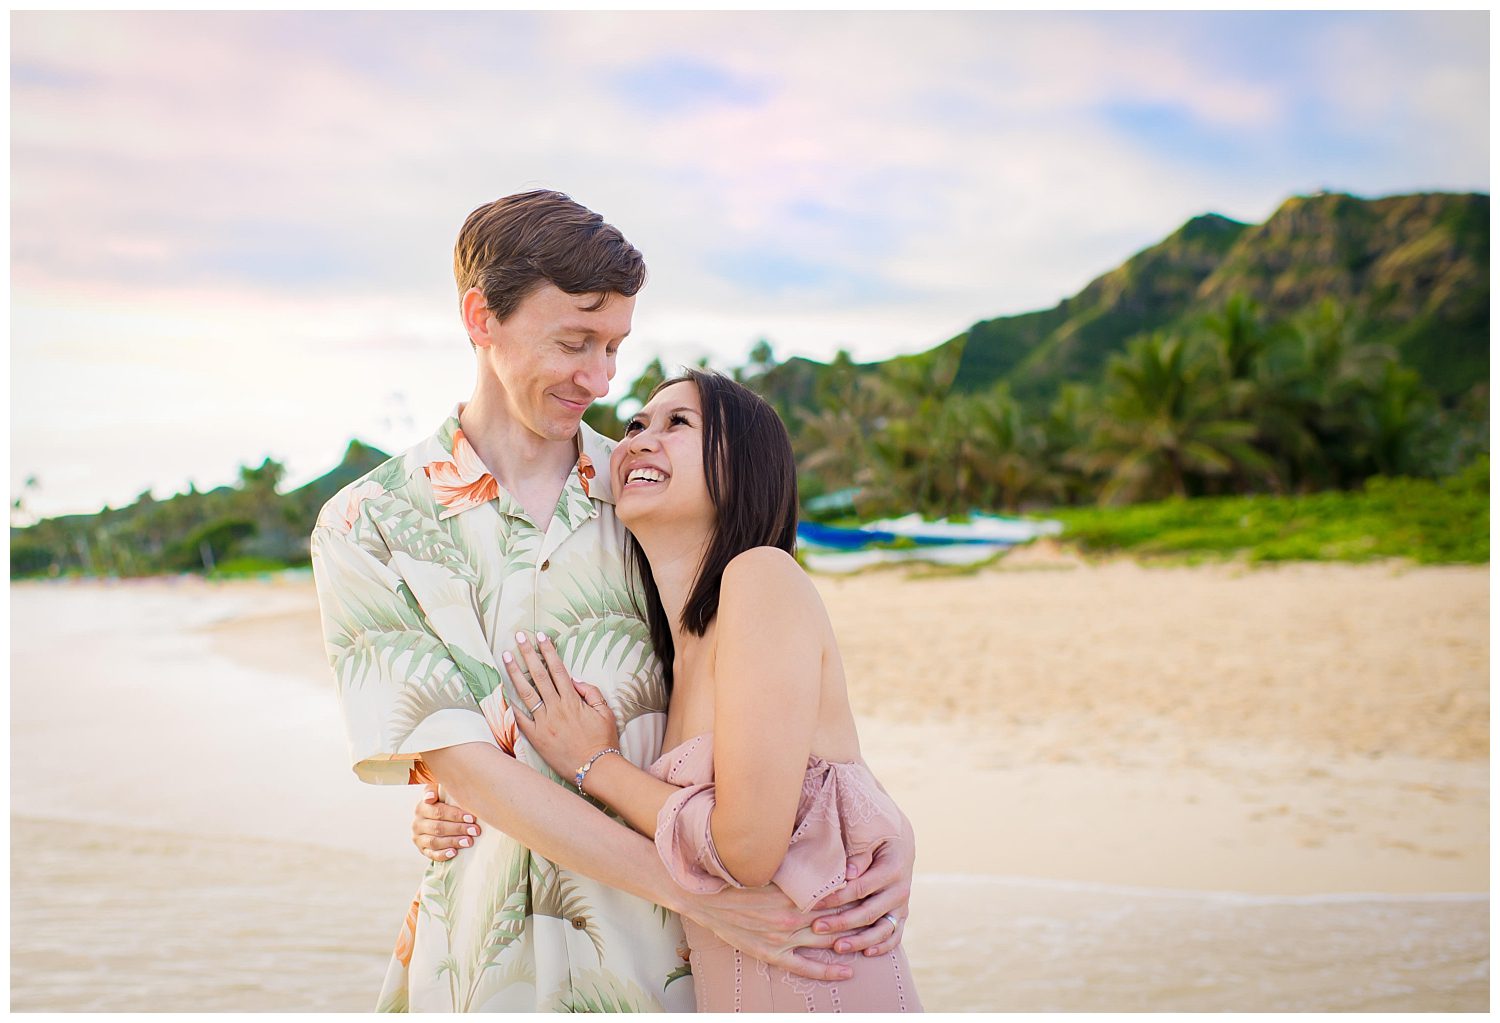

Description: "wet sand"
9 559 1489 1010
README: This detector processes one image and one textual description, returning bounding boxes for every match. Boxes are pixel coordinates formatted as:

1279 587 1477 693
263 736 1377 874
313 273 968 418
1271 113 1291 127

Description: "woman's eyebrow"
638 405 698 419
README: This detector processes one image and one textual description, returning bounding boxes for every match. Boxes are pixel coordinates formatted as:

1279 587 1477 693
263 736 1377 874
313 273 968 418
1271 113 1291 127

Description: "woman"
433 370 919 1012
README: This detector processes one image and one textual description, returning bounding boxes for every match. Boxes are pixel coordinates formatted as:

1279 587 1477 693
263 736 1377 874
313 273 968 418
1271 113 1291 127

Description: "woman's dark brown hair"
626 368 798 691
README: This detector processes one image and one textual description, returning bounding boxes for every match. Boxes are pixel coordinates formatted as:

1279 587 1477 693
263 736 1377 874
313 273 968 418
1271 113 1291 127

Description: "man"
311 191 914 1012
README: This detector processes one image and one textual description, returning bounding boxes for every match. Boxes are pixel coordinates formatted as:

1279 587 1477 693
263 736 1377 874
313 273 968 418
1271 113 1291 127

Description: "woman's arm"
708 546 825 887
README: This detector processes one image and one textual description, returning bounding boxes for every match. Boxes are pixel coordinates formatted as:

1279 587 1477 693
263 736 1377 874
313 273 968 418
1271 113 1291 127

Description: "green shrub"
1048 457 1488 564
209 556 293 578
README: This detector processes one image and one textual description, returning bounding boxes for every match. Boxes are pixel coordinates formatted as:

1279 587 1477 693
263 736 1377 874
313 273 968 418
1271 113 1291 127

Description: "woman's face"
611 380 715 534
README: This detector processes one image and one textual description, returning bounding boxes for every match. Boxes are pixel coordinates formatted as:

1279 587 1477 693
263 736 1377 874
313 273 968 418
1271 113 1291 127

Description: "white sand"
9 561 1489 1010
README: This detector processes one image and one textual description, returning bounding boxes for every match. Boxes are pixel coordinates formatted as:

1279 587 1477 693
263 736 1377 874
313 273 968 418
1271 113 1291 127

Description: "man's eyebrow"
556 323 632 340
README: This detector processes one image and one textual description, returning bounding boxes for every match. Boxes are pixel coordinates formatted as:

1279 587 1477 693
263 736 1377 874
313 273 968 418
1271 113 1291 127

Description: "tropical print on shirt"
310 407 693 1013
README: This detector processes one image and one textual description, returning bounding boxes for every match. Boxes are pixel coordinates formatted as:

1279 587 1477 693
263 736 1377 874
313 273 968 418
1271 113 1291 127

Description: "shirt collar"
575 419 616 507
420 404 617 516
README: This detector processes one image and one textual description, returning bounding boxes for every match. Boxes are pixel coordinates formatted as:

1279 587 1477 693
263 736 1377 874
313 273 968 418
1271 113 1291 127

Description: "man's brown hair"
454 190 646 323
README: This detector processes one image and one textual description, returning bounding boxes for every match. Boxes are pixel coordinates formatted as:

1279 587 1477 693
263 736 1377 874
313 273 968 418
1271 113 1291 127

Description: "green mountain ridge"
752 190 1487 413
952 190 1488 405
952 210 1254 401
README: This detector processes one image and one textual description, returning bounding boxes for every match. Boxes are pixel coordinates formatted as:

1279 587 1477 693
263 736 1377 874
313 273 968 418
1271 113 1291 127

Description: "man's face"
477 283 634 441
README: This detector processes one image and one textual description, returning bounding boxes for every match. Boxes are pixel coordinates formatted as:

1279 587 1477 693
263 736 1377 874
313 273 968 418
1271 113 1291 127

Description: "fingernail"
459 837 471 847
840 969 854 980
467 826 477 837
864 949 878 957
848 866 861 879
515 631 526 645
502 651 513 664
539 633 551 645
424 791 436 801
835 941 850 953
445 849 456 859
813 921 829 934
463 815 474 824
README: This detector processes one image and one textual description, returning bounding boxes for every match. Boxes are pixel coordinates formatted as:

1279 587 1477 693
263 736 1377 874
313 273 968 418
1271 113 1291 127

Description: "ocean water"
10 821 1488 1012
905 876 1488 1011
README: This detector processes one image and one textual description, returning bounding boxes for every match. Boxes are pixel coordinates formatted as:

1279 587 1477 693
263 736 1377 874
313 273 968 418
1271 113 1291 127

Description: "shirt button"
571 915 588 930
540 559 550 571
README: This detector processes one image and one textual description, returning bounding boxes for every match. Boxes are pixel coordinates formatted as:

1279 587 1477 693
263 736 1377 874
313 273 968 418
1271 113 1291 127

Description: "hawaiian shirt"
310 405 692 1012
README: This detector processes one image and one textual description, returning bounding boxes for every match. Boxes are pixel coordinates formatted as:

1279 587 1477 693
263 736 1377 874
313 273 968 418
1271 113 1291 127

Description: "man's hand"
412 784 481 862
806 813 916 957
677 884 856 983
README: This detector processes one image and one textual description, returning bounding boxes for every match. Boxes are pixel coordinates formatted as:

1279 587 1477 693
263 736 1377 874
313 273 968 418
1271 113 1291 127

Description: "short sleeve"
654 781 747 894
310 518 496 785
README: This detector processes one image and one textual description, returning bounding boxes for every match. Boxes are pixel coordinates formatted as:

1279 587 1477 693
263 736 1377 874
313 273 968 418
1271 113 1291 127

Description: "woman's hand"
506 631 620 785
411 784 481 862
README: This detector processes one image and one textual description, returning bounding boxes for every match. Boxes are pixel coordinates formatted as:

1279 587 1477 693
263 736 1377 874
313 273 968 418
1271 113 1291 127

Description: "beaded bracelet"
575 747 623 795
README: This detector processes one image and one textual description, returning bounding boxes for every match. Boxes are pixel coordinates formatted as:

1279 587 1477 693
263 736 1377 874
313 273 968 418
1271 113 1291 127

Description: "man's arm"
420 741 855 983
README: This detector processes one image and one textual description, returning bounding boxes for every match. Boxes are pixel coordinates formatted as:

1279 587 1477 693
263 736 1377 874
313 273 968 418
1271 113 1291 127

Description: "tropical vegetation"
11 191 1488 577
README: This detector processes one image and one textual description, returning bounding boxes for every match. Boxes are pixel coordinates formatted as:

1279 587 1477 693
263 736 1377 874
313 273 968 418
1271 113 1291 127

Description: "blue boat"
796 521 901 550
797 513 1062 552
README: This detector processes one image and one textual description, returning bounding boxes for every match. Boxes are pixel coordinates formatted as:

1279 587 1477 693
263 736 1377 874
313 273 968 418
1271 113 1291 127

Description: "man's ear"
461 287 496 349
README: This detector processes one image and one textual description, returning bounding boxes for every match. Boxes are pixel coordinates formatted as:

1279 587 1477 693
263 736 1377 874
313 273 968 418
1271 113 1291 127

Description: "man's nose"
577 354 611 400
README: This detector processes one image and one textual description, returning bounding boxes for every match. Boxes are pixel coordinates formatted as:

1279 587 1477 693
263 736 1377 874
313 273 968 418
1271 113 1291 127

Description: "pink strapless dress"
649 733 922 1012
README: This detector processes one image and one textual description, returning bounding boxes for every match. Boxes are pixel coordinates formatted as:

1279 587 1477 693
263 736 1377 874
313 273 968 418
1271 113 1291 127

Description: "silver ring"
528 699 543 714
881 913 899 930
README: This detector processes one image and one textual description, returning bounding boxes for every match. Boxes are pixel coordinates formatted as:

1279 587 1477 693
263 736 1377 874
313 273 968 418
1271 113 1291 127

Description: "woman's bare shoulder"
722 546 816 604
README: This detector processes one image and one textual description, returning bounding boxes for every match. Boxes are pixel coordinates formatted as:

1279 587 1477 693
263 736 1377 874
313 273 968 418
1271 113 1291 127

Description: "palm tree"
1044 383 1101 506
793 351 893 499
1201 292 1274 391
859 348 962 514
1262 299 1399 490
946 385 1048 512
1350 363 1441 478
1080 331 1274 504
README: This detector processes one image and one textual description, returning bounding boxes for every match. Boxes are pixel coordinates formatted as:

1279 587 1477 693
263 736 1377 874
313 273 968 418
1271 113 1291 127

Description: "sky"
9 10 1490 518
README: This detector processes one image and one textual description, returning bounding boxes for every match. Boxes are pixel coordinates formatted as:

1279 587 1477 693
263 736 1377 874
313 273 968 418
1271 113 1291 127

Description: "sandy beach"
10 556 1489 1010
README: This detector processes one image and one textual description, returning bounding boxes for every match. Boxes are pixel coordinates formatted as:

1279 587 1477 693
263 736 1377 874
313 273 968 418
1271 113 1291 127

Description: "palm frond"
420 859 460 933
328 580 427 654
465 954 535 1009
369 497 482 587
462 845 532 1010
548 971 655 1013
612 667 668 732
388 661 473 750
448 644 504 705
475 845 532 970
503 528 543 577
548 573 642 629
530 857 606 963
